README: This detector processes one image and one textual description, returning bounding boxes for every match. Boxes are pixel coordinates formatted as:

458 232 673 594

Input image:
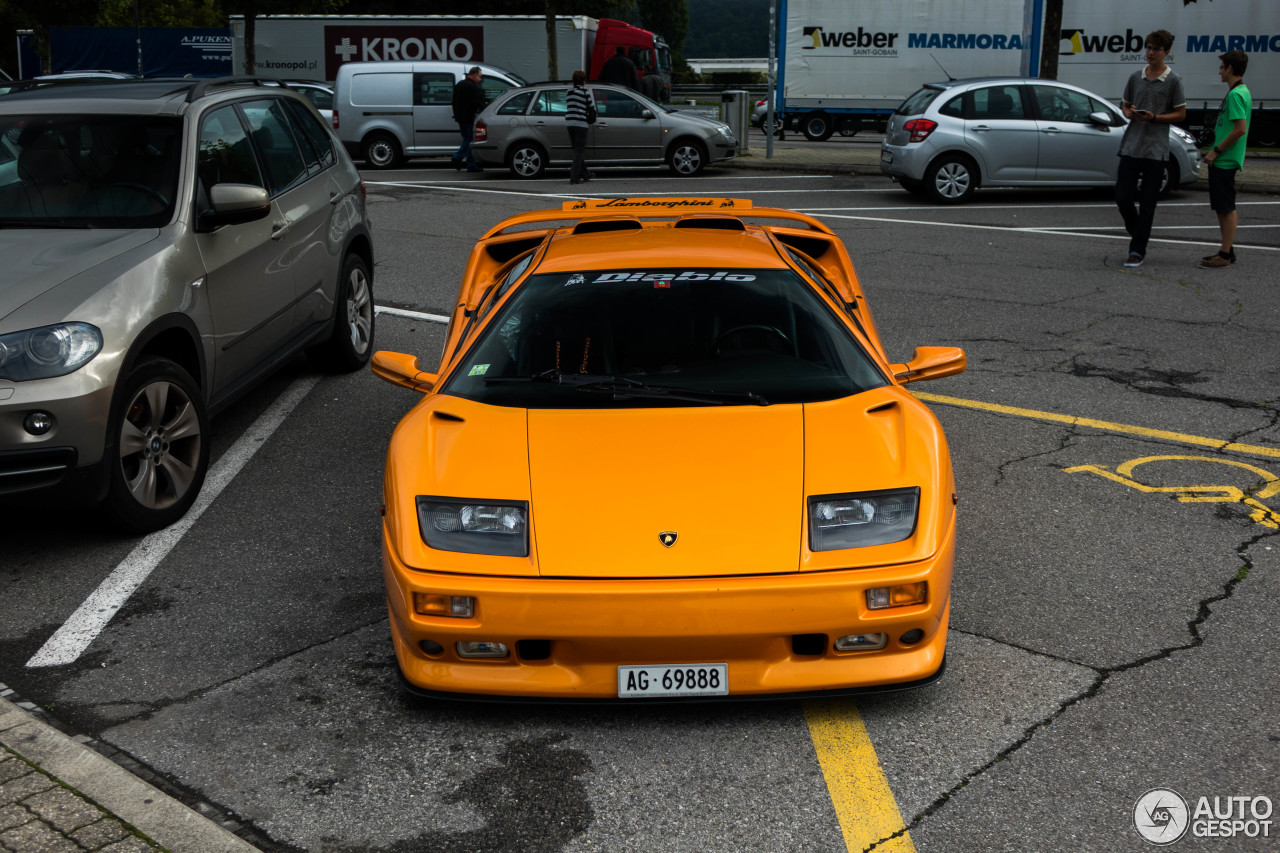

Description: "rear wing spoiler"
479 198 837 240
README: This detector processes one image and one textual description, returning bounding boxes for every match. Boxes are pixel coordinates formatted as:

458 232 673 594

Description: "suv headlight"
808 488 919 551
416 497 529 557
0 323 103 381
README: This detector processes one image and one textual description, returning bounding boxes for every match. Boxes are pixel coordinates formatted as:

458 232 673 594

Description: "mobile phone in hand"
1134 109 1152 118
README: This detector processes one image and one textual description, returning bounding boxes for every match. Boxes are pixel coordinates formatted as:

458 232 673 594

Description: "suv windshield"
0 115 181 228
443 268 887 408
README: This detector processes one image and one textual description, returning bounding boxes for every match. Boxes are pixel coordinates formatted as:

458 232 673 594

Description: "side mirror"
197 183 271 231
1088 110 1115 128
371 351 437 393
891 346 966 384
641 109 655 120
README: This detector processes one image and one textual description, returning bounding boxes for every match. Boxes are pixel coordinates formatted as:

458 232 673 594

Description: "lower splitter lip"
395 653 946 705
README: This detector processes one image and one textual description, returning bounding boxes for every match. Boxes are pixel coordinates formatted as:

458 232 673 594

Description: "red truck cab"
590 18 671 98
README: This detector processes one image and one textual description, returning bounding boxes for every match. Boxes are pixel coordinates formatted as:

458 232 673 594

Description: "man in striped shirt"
566 71 596 185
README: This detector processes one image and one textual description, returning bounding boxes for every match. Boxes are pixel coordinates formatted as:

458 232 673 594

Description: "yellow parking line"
914 392 1280 460
805 701 916 853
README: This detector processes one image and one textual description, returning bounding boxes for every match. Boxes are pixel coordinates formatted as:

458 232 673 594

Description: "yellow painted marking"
1065 455 1280 529
914 392 1280 461
805 701 916 852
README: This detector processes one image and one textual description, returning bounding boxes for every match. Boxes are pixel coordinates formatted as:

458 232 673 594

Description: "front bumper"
382 520 954 700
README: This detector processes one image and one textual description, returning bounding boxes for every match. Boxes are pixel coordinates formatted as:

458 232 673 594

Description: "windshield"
0 115 181 228
442 268 887 408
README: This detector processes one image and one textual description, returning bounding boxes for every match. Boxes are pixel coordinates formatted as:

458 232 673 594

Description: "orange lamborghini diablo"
373 198 965 701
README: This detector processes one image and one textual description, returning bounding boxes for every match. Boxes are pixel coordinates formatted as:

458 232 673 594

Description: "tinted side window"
971 86 1026 120
414 73 455 106
497 91 535 116
197 105 264 197
532 90 568 116
1031 85 1095 123
593 89 645 119
938 94 965 118
284 98 336 171
240 99 308 194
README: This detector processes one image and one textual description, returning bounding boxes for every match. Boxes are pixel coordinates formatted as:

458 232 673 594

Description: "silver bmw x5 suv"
0 77 375 531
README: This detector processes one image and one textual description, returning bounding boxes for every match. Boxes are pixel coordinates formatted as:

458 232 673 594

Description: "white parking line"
811 212 1280 252
26 376 321 668
375 305 450 323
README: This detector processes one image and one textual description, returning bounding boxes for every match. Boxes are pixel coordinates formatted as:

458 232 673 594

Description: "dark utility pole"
1039 0 1062 80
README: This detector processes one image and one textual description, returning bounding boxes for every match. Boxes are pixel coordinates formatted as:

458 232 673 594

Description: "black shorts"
1208 166 1237 213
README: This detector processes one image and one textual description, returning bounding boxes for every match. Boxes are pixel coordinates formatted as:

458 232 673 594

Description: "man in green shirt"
1201 50 1251 269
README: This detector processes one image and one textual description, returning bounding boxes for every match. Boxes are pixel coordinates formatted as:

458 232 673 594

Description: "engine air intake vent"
674 216 747 231
572 218 644 235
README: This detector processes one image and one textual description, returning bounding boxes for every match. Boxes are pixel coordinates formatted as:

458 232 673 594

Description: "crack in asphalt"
859 527 1278 853
1063 355 1280 411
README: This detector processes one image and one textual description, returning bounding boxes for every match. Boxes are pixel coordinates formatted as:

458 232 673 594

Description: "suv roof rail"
185 76 285 103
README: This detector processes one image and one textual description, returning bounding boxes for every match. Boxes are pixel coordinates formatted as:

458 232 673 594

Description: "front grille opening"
0 447 76 496
791 633 828 656
517 639 551 660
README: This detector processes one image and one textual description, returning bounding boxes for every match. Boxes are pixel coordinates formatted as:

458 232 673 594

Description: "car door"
590 87 663 162
528 88 575 163
1031 83 1123 183
193 104 297 397
963 84 1038 183
411 71 457 152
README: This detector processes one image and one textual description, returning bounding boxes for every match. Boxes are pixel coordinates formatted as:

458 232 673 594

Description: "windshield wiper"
487 372 768 406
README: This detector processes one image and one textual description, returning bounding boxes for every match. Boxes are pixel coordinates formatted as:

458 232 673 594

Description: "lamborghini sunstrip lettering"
590 271 759 283
563 197 752 210
1064 455 1280 531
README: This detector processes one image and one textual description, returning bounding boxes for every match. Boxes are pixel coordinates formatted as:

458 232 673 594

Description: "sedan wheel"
509 144 546 179
926 155 978 203
668 140 706 176
104 358 209 532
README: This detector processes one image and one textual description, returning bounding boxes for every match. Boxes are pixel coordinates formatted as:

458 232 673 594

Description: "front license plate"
880 150 893 164
618 663 728 698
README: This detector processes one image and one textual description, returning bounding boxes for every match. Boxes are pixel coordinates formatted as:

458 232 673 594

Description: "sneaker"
1200 254 1234 269
1200 252 1235 265
1124 253 1144 268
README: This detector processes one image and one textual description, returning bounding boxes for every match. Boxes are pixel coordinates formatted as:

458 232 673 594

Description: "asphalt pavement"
2 139 1275 853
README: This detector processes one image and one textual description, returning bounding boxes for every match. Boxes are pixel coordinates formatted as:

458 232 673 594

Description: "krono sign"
324 26 484 79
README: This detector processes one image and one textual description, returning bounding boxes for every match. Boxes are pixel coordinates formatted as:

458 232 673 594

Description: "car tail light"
332 109 339 130
474 120 488 142
904 118 938 143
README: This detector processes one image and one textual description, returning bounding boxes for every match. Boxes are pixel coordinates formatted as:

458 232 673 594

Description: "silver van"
334 61 525 168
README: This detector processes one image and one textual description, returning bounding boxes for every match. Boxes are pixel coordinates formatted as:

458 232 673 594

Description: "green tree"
637 0 687 58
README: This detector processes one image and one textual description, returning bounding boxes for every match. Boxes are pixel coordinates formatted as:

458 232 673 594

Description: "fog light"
899 629 925 645
413 593 475 618
866 582 927 610
456 641 509 659
419 639 444 655
835 633 888 651
24 412 53 435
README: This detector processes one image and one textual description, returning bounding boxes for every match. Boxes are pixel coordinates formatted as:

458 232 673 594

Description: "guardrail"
670 84 768 102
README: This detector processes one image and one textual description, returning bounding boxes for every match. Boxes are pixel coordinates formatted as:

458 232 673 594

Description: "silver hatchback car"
0 78 374 531
880 77 1202 203
471 82 737 178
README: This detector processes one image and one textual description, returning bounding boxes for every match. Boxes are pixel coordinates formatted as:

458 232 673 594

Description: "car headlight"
416 497 529 557
1171 126 1196 145
717 125 734 139
0 323 103 381
808 488 919 551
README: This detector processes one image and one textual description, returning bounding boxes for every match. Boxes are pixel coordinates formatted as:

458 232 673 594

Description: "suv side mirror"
891 346 966 384
197 183 271 231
